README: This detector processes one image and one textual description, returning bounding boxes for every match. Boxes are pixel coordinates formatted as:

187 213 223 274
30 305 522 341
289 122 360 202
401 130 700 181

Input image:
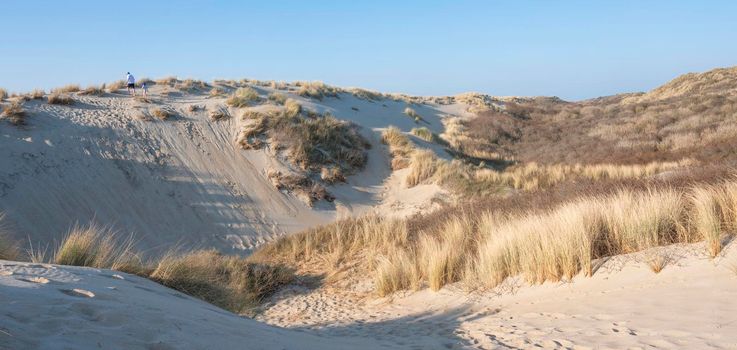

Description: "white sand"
0 84 454 255
258 242 737 349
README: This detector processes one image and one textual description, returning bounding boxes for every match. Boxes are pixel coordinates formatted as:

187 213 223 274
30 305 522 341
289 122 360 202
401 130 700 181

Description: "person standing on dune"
126 72 136 96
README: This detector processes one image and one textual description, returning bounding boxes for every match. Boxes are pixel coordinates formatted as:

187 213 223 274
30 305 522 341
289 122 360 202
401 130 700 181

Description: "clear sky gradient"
1 1 735 100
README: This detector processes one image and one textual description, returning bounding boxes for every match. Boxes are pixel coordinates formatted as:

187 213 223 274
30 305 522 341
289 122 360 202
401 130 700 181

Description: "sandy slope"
0 260 406 350
257 242 737 349
0 85 457 255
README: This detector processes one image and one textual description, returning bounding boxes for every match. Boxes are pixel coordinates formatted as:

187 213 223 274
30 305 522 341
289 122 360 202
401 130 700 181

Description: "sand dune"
0 260 395 350
0 84 455 255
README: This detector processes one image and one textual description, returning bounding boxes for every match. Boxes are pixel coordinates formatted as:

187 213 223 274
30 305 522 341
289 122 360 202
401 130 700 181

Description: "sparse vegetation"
14 222 292 315
151 108 174 120
176 79 208 92
267 169 335 204
54 84 80 93
226 87 261 107
404 107 423 123
284 98 302 117
79 85 105 96
411 127 436 142
107 80 126 92
155 76 178 86
349 88 385 101
647 253 669 273
0 214 19 260
209 87 226 97
296 81 340 100
30 89 45 99
268 92 287 105
209 106 231 121
0 88 7 100
1 102 27 125
52 224 141 271
150 249 293 314
47 92 74 105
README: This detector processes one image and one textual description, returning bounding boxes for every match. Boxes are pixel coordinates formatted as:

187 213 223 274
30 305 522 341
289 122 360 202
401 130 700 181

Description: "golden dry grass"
411 127 436 142
52 224 141 272
79 85 105 96
381 126 413 170
54 84 80 93
284 98 302 117
1 102 27 126
0 88 7 100
47 92 74 105
296 81 340 100
226 87 260 107
20 222 291 315
268 92 287 105
30 89 45 99
404 107 423 123
107 80 127 92
209 106 231 121
0 214 19 261
149 250 292 314
255 179 737 296
151 108 174 120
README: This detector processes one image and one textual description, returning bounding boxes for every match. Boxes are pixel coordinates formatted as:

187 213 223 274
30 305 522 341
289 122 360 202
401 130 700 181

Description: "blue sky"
1 1 735 100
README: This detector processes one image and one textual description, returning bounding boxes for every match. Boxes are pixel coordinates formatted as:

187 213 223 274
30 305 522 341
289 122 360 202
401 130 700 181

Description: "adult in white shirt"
126 72 136 96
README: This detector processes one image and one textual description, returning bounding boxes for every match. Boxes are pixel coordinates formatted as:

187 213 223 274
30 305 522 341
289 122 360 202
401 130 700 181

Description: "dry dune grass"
176 79 208 91
238 107 369 174
151 108 174 120
0 214 20 260
349 88 385 101
51 224 143 272
404 107 423 123
150 250 292 314
209 106 231 121
54 84 80 93
381 127 413 170
47 92 74 105
254 179 737 296
1 102 27 126
107 80 127 92
0 88 8 100
268 92 287 105
226 87 260 107
411 127 436 143
155 76 178 86
3 222 292 315
296 81 340 100
79 85 105 96
29 89 45 100
267 169 335 204
251 216 409 278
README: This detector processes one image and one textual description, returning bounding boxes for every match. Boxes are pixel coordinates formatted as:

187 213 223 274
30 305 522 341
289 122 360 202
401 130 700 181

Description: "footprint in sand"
18 276 50 284
60 288 95 298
